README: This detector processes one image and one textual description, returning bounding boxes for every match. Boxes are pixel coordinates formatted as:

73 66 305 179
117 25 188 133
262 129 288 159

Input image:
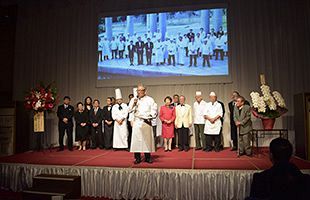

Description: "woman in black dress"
84 96 93 112
74 102 89 151
84 96 93 149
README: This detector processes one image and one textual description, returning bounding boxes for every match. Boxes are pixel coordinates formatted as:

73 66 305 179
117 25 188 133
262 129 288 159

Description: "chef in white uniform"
128 84 157 164
112 88 129 149
203 92 223 152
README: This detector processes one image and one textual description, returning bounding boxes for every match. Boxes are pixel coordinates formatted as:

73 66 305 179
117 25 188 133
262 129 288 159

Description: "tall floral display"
250 75 288 129
24 82 58 132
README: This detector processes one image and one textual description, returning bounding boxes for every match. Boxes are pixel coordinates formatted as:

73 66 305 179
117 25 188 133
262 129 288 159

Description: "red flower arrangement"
24 82 58 112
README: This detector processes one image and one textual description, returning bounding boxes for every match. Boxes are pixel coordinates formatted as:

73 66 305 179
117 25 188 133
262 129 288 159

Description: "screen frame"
96 3 232 88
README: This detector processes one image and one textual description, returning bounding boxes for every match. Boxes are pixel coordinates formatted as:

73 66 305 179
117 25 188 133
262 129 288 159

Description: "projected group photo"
97 8 228 80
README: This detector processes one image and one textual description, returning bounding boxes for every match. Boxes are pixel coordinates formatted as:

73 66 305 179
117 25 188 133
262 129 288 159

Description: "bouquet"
250 75 288 119
24 82 58 112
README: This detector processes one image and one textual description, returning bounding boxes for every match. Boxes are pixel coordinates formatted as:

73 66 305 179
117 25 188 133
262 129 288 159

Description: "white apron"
112 103 129 148
203 101 223 135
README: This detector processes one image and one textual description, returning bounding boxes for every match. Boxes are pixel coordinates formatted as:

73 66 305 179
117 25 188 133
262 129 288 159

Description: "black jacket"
89 107 103 126
249 162 310 200
57 104 74 126
102 105 114 126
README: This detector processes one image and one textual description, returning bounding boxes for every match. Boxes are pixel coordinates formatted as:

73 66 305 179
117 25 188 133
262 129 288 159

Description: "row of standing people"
56 88 252 164
98 28 228 67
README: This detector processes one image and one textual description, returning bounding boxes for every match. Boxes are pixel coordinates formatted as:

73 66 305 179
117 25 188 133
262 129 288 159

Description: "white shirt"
201 42 212 55
215 37 225 49
167 42 177 55
110 40 118 50
203 101 223 135
188 42 197 55
193 100 207 124
118 41 125 51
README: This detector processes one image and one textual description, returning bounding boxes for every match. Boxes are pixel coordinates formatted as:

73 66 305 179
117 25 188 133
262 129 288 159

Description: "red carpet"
1 147 310 170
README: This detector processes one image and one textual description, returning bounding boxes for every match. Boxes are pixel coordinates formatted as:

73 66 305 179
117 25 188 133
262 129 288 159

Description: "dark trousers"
146 52 152 65
194 124 206 149
129 55 134 65
215 49 224 60
171 128 177 149
112 49 117 59
230 123 238 148
58 124 73 149
168 55 175 66
206 134 221 151
134 152 151 160
103 124 113 149
189 55 197 66
137 51 143 64
127 122 132 149
119 50 124 59
177 126 189 150
202 55 211 67
90 126 104 149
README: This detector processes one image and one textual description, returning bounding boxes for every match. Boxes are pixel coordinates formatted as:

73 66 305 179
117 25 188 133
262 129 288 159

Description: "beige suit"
175 104 192 151
175 104 192 128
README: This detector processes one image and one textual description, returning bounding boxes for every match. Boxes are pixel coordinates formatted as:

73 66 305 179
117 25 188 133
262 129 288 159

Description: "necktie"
119 104 123 110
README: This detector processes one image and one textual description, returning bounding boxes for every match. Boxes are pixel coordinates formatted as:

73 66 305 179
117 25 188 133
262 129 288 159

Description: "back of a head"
270 138 293 163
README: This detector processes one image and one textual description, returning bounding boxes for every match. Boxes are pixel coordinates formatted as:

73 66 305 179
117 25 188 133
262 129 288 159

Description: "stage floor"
1 147 310 170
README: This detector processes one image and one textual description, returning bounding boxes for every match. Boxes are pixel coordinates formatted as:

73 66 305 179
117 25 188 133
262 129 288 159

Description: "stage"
1 148 310 199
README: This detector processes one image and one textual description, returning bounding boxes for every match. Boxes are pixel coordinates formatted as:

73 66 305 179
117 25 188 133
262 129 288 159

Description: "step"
23 174 81 200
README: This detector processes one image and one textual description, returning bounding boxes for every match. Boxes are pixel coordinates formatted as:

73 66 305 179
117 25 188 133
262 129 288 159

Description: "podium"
294 93 310 160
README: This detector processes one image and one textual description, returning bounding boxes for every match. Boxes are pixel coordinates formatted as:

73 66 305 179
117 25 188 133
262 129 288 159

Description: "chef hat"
115 88 122 99
133 87 138 97
195 91 202 96
209 92 216 97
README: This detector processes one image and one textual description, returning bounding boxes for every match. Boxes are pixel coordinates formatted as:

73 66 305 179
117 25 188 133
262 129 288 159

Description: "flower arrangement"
250 75 288 119
24 82 58 112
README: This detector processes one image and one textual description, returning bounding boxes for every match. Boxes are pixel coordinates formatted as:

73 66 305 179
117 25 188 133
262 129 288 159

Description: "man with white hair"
203 92 223 152
112 88 129 149
129 84 157 164
193 91 207 150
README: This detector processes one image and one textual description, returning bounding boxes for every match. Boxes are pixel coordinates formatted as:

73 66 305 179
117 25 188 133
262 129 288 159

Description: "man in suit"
128 40 135 66
127 93 134 150
248 138 310 200
171 94 180 149
89 99 104 149
102 97 114 149
234 96 252 156
217 99 225 151
145 38 153 65
186 29 195 42
175 95 192 152
228 91 240 151
136 37 144 65
57 96 74 151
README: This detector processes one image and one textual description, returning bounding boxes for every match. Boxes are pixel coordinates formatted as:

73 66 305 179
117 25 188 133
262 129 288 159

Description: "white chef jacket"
203 101 223 135
193 100 207 124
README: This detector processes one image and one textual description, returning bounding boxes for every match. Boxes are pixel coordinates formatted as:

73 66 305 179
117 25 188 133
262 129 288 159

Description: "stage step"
22 174 81 200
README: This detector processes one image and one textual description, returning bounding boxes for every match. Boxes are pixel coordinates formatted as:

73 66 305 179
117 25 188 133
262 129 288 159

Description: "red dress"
159 105 176 138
